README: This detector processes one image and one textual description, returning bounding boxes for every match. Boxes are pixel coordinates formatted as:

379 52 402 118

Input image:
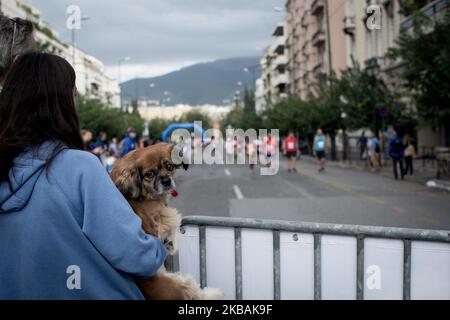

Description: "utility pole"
324 0 333 76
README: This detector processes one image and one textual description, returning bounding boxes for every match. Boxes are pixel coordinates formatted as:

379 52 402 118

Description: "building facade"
1 0 120 108
284 0 448 149
257 23 289 110
286 0 348 99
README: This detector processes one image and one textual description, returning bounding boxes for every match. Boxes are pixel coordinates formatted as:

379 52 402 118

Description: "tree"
76 95 144 140
147 118 175 141
222 88 262 131
178 110 212 129
388 8 450 127
336 62 416 134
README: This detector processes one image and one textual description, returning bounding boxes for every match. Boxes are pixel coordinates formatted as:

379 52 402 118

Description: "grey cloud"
27 0 283 68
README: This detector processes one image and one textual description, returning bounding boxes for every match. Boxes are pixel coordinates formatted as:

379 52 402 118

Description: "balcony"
312 29 326 47
272 55 288 70
272 73 289 87
272 24 284 37
313 63 325 76
271 36 286 55
400 0 450 30
302 39 309 51
343 16 356 36
311 0 324 15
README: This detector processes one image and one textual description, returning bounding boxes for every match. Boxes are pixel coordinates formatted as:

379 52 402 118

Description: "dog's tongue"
171 190 179 198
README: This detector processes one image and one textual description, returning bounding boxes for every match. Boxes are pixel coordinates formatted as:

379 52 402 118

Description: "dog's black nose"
161 177 171 187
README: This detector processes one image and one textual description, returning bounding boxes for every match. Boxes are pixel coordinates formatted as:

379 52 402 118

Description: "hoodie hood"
0 142 59 214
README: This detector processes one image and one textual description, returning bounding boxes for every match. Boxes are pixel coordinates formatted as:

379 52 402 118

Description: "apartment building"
1 0 120 108
343 0 449 149
286 0 347 99
257 23 289 110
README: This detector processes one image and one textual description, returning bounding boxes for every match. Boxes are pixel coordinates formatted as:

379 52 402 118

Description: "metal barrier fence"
168 216 450 300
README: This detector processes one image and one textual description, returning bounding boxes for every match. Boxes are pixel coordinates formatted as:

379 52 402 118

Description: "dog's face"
111 143 188 201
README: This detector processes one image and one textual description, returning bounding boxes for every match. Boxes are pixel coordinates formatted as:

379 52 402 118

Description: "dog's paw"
163 238 176 255
199 287 224 300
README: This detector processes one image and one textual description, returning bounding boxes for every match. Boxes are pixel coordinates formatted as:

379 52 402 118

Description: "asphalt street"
171 158 450 230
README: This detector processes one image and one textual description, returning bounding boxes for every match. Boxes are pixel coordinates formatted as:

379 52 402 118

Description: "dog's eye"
166 164 174 171
144 171 156 179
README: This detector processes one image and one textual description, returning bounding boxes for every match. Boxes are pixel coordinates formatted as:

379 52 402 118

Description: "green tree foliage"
388 8 450 126
178 110 212 129
222 88 262 131
258 63 416 160
76 96 144 140
147 117 175 141
333 64 416 133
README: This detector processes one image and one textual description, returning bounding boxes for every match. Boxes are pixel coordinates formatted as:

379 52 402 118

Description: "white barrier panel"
205 227 236 300
411 241 450 300
241 229 274 300
178 222 450 300
280 232 314 300
178 225 200 283
364 238 404 300
321 235 357 300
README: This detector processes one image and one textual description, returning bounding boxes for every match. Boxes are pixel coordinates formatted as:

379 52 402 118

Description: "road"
171 158 450 230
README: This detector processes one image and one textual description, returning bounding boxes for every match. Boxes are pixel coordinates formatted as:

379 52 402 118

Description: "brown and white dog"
110 143 222 300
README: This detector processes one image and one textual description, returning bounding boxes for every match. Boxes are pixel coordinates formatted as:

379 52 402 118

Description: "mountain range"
120 57 261 106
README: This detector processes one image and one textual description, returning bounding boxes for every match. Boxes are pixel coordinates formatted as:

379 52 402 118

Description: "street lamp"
118 56 131 84
118 56 131 110
340 95 349 161
243 65 260 89
71 15 89 67
366 58 381 137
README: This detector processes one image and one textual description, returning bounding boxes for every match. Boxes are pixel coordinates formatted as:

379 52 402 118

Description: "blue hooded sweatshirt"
121 134 137 157
0 142 167 300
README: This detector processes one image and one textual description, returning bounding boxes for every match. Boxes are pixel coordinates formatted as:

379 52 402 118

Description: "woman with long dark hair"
0 53 167 299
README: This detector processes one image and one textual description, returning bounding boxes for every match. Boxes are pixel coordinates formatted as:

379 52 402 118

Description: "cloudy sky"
27 0 285 82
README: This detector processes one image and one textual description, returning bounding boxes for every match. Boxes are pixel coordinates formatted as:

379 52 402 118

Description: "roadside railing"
167 216 450 300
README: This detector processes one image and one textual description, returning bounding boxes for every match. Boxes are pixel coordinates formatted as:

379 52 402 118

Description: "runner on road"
314 129 327 172
283 131 298 173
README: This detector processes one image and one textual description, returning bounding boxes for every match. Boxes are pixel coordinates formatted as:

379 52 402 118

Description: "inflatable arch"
161 123 207 142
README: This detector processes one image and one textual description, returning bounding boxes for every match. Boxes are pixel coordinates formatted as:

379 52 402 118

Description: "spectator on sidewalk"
388 130 405 180
121 128 138 157
105 150 117 174
91 131 108 153
81 129 93 152
283 131 299 173
91 131 108 165
0 16 37 90
403 134 415 177
369 135 381 172
314 129 327 173
108 137 119 158
358 131 368 160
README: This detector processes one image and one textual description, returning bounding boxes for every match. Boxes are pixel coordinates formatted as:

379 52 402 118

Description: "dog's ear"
110 159 142 199
182 162 189 171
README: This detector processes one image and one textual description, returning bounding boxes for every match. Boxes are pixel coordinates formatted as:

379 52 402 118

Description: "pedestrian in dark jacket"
121 128 138 157
388 131 405 180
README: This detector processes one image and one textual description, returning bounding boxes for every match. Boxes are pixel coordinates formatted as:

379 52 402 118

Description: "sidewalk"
290 156 450 192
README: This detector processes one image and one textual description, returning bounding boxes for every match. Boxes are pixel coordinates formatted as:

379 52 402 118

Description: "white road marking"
233 185 244 200
283 180 316 200
225 169 231 177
